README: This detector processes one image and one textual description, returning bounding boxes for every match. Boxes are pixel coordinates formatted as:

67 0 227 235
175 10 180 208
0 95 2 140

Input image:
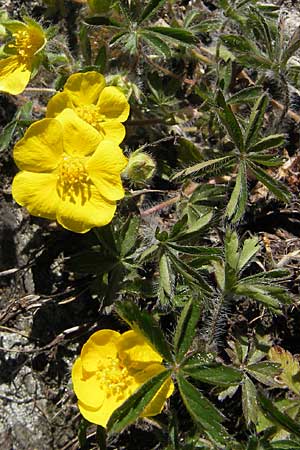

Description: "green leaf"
107 369 171 433
146 26 198 45
177 375 232 446
115 300 173 362
246 361 281 386
183 363 242 386
226 160 247 222
258 391 300 438
271 440 300 449
220 34 260 54
174 211 214 241
237 235 260 272
248 134 285 153
96 426 107 450
79 25 92 65
94 45 107 72
215 90 244 151
247 161 291 203
241 269 290 283
242 375 258 426
282 26 300 66
248 152 286 167
227 86 263 105
172 156 235 180
234 284 283 311
167 251 212 293
140 30 172 58
0 120 18 152
78 418 88 448
225 229 239 271
138 0 166 24
159 253 174 301
245 94 269 150
167 243 222 259
120 215 140 257
174 298 202 362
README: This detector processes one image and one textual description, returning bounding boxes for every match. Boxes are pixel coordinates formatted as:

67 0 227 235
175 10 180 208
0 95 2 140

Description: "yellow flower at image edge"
72 329 174 427
46 71 130 144
0 18 46 95
12 109 127 233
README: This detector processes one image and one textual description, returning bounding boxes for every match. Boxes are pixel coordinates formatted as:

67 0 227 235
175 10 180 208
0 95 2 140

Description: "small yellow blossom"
0 18 46 95
72 329 174 427
12 109 128 233
47 71 130 144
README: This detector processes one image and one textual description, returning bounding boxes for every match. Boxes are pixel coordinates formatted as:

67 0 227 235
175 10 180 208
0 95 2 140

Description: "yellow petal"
13 118 63 171
77 376 141 427
81 330 120 373
98 121 126 144
78 396 117 427
12 171 59 220
97 86 130 122
72 358 105 408
56 108 101 157
56 184 116 233
0 56 31 95
86 140 127 201
63 71 106 106
26 22 47 54
117 331 163 370
46 92 74 118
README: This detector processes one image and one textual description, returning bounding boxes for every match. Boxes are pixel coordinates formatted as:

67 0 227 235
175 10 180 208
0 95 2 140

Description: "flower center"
57 156 91 204
10 29 42 60
76 105 105 130
96 357 133 400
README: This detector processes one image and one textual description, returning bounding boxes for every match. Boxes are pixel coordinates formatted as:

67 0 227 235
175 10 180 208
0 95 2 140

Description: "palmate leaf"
177 375 233 447
174 298 202 362
107 369 172 433
247 160 291 203
115 300 173 362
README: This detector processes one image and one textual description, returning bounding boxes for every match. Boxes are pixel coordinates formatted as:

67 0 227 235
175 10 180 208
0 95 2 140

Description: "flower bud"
123 150 156 185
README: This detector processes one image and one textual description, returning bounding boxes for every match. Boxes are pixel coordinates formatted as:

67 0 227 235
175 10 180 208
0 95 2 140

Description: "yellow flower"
72 329 174 427
0 18 46 95
12 109 128 233
47 71 130 144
